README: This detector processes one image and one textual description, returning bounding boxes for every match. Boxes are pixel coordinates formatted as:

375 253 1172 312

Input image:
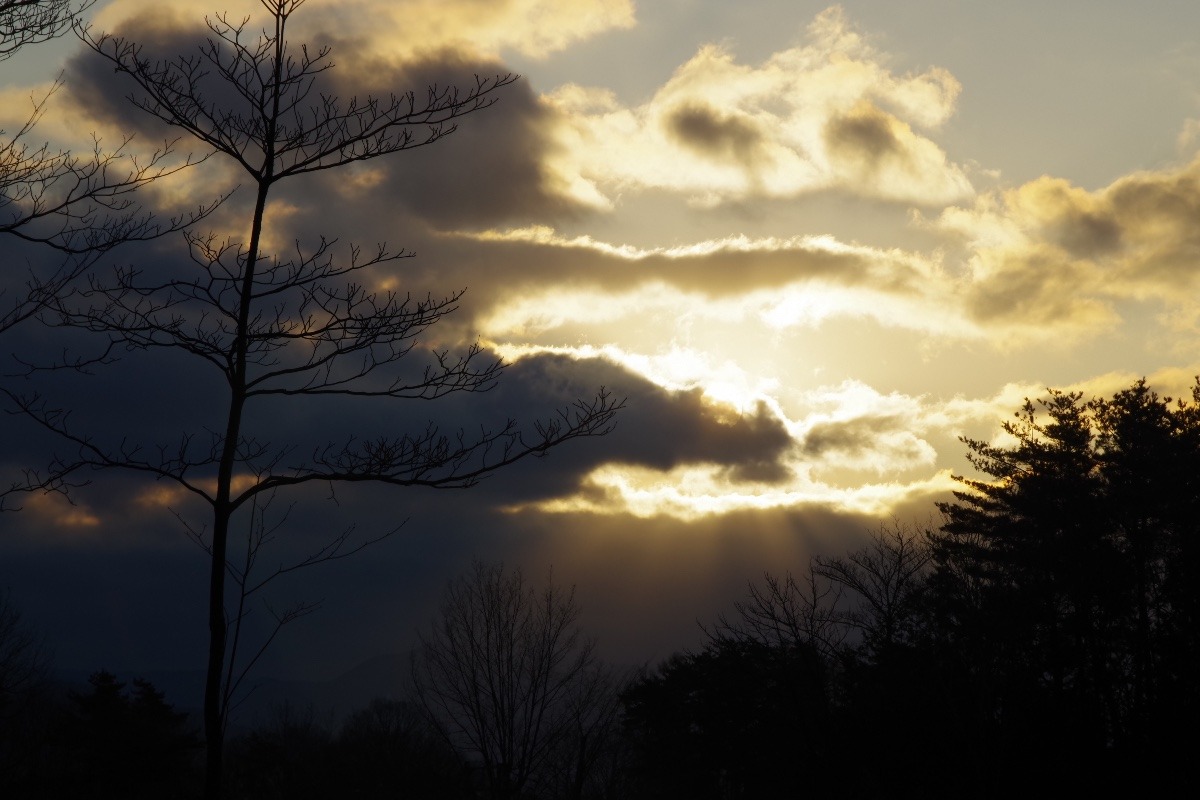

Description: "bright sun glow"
490 341 781 416
504 463 959 521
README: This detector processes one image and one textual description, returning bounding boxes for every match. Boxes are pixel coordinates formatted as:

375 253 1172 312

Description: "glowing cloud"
544 5 972 208
508 462 958 521
468 227 980 348
932 154 1200 342
93 0 635 61
23 492 102 529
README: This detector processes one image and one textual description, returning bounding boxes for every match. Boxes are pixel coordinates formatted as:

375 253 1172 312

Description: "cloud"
544 5 972 208
316 54 587 228
514 461 957 521
800 414 934 471
309 0 636 61
477 352 799 500
92 0 635 61
823 100 968 200
486 360 965 520
64 5 589 231
932 154 1200 341
666 102 770 167
453 228 892 295
453 229 979 353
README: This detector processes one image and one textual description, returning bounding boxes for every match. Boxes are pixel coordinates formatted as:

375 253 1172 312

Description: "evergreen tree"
54 671 201 798
930 379 1200 784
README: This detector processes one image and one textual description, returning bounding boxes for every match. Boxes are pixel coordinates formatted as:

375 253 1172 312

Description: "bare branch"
0 1 222 334
413 562 614 800
0 1 93 61
812 521 932 651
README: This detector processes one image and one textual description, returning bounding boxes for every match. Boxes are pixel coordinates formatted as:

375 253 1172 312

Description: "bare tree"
716 567 847 660
202 489 390 735
0 588 51 797
0 587 48 713
0 0 90 59
5 2 621 796
1 0 211 333
716 521 932 661
542 662 628 800
413 562 617 800
812 521 932 653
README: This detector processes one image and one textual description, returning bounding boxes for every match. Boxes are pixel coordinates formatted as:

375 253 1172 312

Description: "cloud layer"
544 7 971 209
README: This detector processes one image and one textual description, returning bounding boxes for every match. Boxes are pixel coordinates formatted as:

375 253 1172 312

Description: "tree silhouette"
413 561 618 800
0 587 47 711
696 523 938 798
333 699 472 798
52 670 201 798
6 3 621 796
224 700 333 800
0 1 210 335
621 637 833 800
1 1 88 58
811 521 931 655
0 588 52 795
929 378 1200 787
222 697 474 799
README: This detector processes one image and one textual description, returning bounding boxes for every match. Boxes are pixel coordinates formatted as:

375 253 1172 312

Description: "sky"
4 0 1200 692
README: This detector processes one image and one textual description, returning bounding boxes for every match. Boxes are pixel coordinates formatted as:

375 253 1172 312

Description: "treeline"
0 669 200 798
625 378 1199 798
3 378 1199 798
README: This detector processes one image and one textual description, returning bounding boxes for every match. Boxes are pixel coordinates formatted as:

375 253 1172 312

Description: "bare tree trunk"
203 505 230 800
203 124 271 795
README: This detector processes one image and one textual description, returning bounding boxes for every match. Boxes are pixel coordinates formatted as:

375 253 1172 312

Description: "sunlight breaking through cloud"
505 462 959 521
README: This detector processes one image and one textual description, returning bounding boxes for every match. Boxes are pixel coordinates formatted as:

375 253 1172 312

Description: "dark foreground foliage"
0 670 202 799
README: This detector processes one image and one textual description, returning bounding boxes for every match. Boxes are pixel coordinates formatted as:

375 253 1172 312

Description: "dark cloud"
1108 165 1200 232
823 103 902 169
665 102 768 166
395 231 912 326
454 352 797 506
1047 209 1121 258
316 47 588 228
3 331 796 554
563 356 791 473
64 15 585 230
1105 165 1200 281
946 160 1200 337
2 322 862 686
66 13 253 144
964 245 1113 329
801 413 904 458
797 412 936 476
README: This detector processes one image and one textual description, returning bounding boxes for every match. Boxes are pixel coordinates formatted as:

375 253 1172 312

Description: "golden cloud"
507 462 958 521
93 0 635 60
931 154 1200 342
465 227 980 348
21 492 102 530
544 6 972 208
